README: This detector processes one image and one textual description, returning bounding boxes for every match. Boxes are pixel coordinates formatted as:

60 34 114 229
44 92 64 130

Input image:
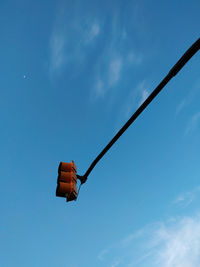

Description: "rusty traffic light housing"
56 161 78 202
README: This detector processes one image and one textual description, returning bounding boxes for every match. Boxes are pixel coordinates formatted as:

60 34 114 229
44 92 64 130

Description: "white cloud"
173 186 200 208
49 7 101 75
185 112 200 135
92 50 143 102
111 260 121 267
90 26 143 102
174 194 194 208
91 57 123 100
91 57 123 101
50 31 65 72
86 23 100 42
174 193 193 205
176 99 187 116
98 215 200 267
94 79 105 98
50 4 144 103
109 58 122 86
98 248 109 261
175 80 200 116
127 52 142 65
138 88 149 106
122 80 149 119
90 78 106 102
121 229 145 247
151 216 200 267
98 186 200 267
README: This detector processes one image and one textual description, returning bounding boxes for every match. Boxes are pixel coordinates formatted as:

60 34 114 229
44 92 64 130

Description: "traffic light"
56 161 78 202
55 39 200 204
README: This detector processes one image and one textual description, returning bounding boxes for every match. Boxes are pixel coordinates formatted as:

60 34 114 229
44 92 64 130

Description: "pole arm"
78 38 200 184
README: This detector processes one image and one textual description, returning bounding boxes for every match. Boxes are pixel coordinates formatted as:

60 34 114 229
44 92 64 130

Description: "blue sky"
0 0 200 266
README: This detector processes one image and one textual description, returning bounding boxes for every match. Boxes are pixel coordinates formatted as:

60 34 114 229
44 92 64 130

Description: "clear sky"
1 0 200 266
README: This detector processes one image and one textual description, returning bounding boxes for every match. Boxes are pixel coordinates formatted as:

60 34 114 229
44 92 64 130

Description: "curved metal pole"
78 38 200 184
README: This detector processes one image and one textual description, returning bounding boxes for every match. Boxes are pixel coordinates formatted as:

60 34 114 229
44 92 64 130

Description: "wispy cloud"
49 6 101 75
173 186 200 208
98 215 200 267
175 80 200 116
49 2 144 104
92 78 105 100
50 31 66 73
109 58 123 86
151 216 200 267
127 52 143 65
113 80 149 132
121 229 145 248
98 187 200 267
123 80 149 119
98 248 109 261
138 88 149 106
85 23 100 43
91 56 123 101
185 112 200 135
175 99 187 116
89 6 144 102
91 49 143 102
111 259 121 267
